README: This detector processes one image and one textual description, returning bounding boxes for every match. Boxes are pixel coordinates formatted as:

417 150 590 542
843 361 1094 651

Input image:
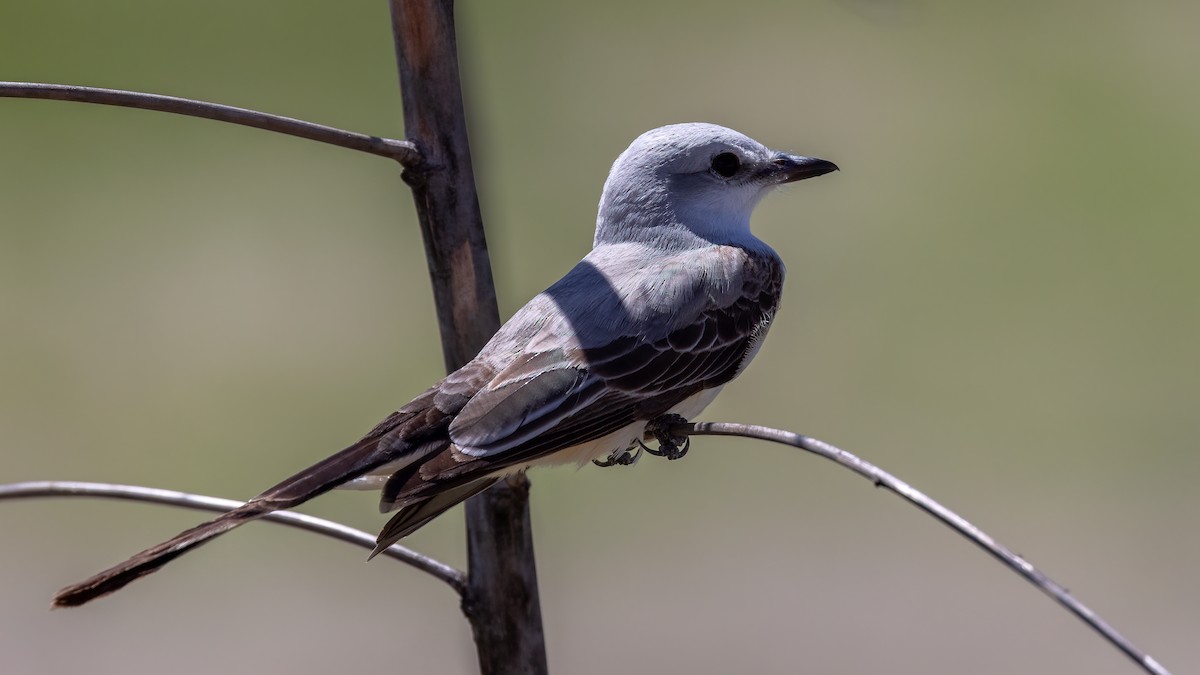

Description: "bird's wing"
447 248 783 460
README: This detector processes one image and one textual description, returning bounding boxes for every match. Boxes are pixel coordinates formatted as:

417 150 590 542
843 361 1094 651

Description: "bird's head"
595 123 837 249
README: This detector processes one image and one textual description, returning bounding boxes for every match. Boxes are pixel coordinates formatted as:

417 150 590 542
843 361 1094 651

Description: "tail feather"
53 422 430 608
53 503 267 607
369 477 499 559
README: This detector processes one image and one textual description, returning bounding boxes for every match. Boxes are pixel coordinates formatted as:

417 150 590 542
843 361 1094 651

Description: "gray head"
594 123 837 249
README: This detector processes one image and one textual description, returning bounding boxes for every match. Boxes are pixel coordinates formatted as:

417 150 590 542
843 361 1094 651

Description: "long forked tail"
53 502 270 607
51 420 427 608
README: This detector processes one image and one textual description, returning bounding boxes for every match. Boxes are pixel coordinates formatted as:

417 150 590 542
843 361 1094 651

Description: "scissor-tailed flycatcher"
54 123 837 607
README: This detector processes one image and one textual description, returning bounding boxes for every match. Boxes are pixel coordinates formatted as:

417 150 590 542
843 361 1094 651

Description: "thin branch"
673 422 1171 675
0 81 421 166
0 481 466 596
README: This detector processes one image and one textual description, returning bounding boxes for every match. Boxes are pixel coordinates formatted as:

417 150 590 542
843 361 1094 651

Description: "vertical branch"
461 474 547 674
388 0 500 368
388 1 548 673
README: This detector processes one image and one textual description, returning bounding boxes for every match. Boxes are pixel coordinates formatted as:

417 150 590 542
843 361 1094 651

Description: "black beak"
767 153 839 184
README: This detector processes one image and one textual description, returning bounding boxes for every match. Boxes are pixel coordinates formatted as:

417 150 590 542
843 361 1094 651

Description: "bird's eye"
710 152 741 178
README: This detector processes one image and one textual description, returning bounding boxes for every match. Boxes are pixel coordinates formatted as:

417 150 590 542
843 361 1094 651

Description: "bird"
53 122 837 607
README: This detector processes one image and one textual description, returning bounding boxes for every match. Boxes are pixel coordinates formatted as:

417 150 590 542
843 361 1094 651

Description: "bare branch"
0 481 466 596
0 81 421 166
673 422 1171 675
387 0 547 671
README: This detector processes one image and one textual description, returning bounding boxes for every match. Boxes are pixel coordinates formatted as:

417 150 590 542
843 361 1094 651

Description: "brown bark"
388 1 548 672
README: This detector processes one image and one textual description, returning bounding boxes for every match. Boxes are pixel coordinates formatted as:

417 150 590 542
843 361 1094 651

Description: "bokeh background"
2 1 1197 673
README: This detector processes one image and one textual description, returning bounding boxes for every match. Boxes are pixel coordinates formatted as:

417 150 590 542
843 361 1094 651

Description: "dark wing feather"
377 293 776 514
448 350 607 457
422 253 779 463
379 390 642 512
377 251 783 516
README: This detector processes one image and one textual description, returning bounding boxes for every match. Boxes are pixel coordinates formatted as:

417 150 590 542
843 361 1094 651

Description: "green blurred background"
2 1 1197 673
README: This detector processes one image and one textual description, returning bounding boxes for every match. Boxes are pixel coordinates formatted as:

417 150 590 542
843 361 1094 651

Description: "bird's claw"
641 414 691 460
593 444 642 468
594 414 692 465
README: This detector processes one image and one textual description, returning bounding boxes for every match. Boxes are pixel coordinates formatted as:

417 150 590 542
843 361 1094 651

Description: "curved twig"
672 422 1170 675
0 481 465 596
0 82 421 167
0 424 1170 675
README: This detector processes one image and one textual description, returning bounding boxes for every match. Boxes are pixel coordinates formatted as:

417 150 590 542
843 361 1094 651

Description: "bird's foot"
593 444 642 468
640 414 691 460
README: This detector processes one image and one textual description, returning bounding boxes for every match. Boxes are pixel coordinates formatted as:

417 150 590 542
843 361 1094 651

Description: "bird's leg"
592 442 642 468
640 414 691 460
